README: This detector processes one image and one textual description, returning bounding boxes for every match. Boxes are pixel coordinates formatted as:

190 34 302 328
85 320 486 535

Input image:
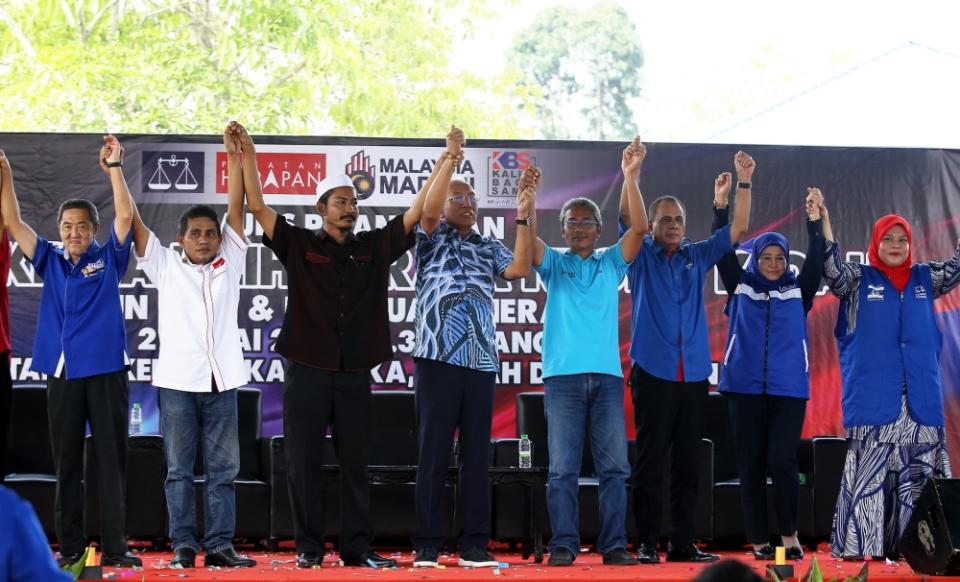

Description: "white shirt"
137 225 249 392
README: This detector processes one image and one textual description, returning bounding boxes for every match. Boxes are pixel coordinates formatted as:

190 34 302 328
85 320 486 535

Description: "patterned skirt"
830 398 951 558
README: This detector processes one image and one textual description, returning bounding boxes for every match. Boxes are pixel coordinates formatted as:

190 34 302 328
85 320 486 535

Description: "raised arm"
503 167 540 279
711 178 742 296
0 150 38 260
797 188 826 310
103 135 133 245
619 137 647 262
235 124 276 239
404 126 462 234
420 125 464 235
816 189 859 299
224 122 245 236
98 142 151 257
729 151 755 244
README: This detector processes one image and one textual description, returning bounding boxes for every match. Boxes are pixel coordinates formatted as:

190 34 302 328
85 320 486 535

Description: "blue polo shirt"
414 223 513 372
534 241 630 379
622 223 734 382
31 226 131 379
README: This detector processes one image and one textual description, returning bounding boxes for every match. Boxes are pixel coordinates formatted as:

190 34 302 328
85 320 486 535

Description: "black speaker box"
901 478 960 575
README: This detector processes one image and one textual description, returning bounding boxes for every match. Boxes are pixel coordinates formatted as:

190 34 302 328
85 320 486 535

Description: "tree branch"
0 5 37 59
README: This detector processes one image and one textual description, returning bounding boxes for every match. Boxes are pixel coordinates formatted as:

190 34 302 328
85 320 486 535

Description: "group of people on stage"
0 123 957 572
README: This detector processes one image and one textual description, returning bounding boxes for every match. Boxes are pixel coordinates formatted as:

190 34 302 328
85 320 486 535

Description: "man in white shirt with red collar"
130 122 256 569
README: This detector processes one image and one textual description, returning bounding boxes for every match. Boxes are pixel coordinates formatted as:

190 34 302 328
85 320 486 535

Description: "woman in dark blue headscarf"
712 187 827 561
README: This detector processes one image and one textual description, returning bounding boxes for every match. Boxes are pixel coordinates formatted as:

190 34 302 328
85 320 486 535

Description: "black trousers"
725 392 806 543
283 362 372 558
0 351 10 478
630 365 708 547
47 370 129 556
412 358 495 552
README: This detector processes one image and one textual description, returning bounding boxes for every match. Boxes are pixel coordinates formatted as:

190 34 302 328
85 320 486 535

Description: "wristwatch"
516 216 532 226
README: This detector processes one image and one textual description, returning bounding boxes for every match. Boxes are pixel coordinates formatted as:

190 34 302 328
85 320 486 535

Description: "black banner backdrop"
5 134 960 467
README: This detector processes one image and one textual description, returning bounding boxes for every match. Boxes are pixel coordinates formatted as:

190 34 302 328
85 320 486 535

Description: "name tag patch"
81 259 105 278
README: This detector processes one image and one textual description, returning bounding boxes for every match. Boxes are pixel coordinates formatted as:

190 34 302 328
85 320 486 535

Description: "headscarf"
743 231 796 292
867 214 913 292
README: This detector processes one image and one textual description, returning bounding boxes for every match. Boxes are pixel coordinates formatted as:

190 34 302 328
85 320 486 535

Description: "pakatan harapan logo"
487 150 536 206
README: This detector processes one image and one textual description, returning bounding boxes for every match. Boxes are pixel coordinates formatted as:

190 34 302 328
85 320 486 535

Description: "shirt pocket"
305 251 332 265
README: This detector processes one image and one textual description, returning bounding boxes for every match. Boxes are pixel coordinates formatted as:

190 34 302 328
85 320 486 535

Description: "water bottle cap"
132 403 141 409
520 434 528 439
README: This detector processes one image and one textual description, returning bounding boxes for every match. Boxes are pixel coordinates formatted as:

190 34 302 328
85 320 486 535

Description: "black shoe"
170 547 196 568
458 547 499 568
413 547 439 568
636 543 660 564
102 551 143 568
204 547 256 568
602 548 639 566
666 544 719 563
57 553 84 568
341 551 397 568
753 545 775 560
297 552 323 568
786 546 804 561
548 547 575 567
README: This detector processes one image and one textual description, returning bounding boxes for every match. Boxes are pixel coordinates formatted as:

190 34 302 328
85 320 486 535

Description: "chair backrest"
515 391 596 476
6 385 54 475
369 390 418 466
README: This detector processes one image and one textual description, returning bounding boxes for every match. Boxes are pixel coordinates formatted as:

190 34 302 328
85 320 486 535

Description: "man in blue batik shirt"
0 138 142 568
411 127 538 568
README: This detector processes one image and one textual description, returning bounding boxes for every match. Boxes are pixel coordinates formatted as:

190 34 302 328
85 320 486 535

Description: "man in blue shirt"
621 151 755 564
412 129 537 568
0 485 73 581
0 138 141 568
532 139 646 567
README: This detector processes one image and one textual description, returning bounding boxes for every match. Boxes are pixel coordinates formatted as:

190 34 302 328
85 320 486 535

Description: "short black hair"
559 197 602 227
57 199 100 226
692 560 764 582
177 205 221 237
648 195 685 220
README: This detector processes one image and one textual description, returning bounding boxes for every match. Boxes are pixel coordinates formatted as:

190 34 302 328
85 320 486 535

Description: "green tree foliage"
509 2 643 140
0 0 538 137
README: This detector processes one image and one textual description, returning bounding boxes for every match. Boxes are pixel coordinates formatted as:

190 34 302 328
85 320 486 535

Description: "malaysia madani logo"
347 150 376 200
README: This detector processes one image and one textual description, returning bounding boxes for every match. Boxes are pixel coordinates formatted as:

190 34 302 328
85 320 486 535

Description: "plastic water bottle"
129 403 142 435
518 434 533 469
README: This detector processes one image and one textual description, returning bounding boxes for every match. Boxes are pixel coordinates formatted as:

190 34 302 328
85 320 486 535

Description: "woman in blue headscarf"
712 186 827 561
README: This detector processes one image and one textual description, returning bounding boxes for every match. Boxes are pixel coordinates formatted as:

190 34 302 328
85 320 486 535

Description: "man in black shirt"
244 125 463 568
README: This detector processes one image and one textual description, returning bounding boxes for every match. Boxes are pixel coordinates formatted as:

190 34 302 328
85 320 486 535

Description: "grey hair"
648 195 685 220
559 197 602 227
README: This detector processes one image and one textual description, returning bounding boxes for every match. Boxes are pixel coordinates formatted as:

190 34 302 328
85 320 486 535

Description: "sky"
452 0 960 147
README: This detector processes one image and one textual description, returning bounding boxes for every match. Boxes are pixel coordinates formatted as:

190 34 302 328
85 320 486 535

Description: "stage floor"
91 546 960 581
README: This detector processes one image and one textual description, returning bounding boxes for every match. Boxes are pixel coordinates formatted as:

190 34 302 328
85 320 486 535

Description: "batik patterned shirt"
413 223 513 372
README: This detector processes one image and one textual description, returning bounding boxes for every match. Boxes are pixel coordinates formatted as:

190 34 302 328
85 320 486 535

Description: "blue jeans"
159 388 240 552
544 373 630 554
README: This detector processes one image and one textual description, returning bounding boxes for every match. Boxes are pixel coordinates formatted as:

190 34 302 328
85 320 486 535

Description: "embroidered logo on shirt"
213 257 225 269
915 285 928 300
867 284 885 301
81 259 105 278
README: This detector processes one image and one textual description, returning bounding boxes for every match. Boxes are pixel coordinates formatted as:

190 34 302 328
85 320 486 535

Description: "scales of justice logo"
142 151 204 193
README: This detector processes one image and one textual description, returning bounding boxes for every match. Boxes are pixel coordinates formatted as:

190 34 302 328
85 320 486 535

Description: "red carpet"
92 546 960 581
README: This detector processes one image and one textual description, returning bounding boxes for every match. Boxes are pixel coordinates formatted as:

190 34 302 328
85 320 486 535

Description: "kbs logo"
216 153 326 195
487 151 536 204
142 151 204 193
346 150 376 200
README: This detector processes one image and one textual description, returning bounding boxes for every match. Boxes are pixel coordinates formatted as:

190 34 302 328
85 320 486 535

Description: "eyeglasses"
563 219 599 229
448 195 478 206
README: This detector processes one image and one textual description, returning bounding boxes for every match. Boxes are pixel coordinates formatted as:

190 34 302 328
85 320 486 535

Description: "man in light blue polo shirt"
532 139 646 567
0 138 142 568
621 151 755 564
